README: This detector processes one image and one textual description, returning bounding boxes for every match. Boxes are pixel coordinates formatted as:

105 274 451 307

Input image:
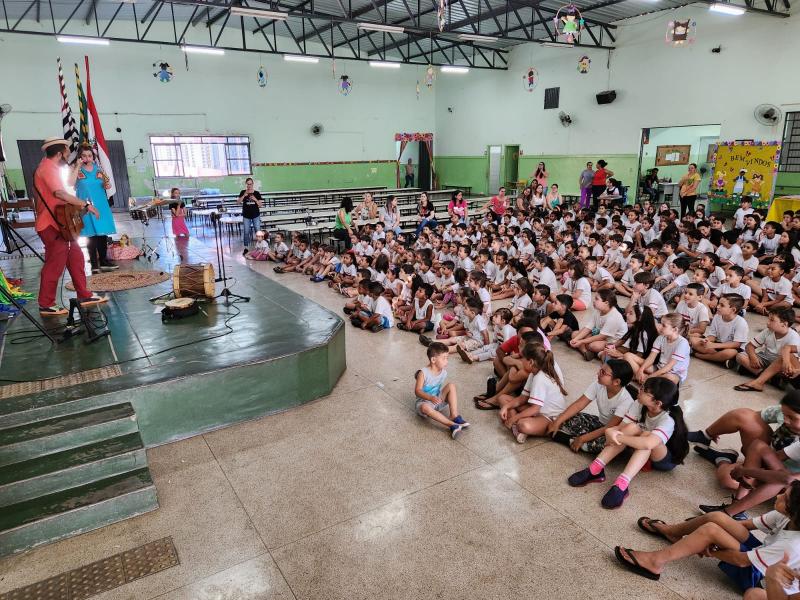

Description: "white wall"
435 5 800 157
0 26 435 170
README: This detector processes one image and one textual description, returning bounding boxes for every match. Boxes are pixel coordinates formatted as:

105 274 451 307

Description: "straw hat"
41 137 70 151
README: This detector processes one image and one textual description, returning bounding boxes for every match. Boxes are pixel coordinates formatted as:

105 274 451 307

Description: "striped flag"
74 62 89 144
83 56 116 198
56 57 79 161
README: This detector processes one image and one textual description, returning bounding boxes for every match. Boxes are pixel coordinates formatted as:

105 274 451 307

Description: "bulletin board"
655 145 691 166
708 140 781 208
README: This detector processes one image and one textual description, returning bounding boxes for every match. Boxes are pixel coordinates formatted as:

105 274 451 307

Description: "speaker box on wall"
596 90 617 105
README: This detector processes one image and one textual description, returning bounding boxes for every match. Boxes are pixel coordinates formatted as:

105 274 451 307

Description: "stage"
0 229 346 447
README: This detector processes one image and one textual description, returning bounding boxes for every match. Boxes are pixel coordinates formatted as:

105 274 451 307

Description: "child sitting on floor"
688 293 748 369
414 342 469 439
736 306 800 381
266 232 289 262
541 294 580 342
627 313 691 385
568 376 688 509
600 304 658 363
569 289 628 361
548 359 634 454
350 281 394 332
423 296 488 353
459 307 515 364
245 231 270 260
675 283 710 336
399 283 435 333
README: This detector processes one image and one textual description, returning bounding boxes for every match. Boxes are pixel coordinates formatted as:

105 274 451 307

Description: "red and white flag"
83 55 116 198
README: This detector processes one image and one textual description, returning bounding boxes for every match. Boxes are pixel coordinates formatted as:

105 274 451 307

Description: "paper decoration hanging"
338 74 352 96
666 19 697 46
554 4 584 44
437 0 447 31
425 65 435 88
416 80 421 100
257 65 268 88
577 55 591 74
152 61 174 83
523 67 538 92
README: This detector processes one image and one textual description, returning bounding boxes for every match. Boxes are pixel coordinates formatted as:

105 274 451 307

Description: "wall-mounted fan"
754 103 782 126
558 111 573 127
310 123 324 137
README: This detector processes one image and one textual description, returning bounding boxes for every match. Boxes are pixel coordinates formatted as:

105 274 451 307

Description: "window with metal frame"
779 112 800 173
150 135 252 178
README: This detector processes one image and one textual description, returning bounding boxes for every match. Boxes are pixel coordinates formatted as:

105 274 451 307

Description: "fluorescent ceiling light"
284 54 319 63
709 2 746 14
540 42 572 48
369 61 401 68
441 65 469 74
458 33 498 43
57 35 110 46
230 6 288 19
181 45 225 55
357 22 405 33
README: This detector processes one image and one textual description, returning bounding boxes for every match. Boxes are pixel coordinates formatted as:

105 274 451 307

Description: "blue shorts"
380 315 391 329
717 534 763 592
650 449 678 472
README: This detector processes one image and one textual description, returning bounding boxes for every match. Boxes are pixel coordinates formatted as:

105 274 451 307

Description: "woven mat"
66 270 170 292
0 365 123 400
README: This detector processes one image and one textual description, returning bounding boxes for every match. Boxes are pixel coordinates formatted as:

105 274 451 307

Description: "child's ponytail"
641 376 689 464
523 343 567 396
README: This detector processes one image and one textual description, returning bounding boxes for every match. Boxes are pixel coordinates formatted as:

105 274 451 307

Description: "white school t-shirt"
676 301 710 328
467 314 488 342
734 254 759 275
752 328 800 358
639 288 668 319
707 314 749 350
714 282 752 301
583 381 634 425
717 243 742 265
372 295 394 327
511 293 532 313
565 276 592 307
762 276 793 301
591 308 628 342
621 403 676 445
523 371 567 419
652 335 691 382
477 287 492 314
748 511 800 594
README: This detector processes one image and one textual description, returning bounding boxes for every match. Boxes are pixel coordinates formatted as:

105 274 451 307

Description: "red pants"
37 226 90 307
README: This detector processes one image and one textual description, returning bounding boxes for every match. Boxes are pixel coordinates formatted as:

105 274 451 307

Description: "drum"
145 206 158 218
130 208 147 221
172 263 215 299
162 297 199 321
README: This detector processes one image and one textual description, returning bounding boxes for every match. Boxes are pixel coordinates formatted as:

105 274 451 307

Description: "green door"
504 145 520 190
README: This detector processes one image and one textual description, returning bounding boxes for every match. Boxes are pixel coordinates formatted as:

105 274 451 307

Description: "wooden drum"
172 263 215 299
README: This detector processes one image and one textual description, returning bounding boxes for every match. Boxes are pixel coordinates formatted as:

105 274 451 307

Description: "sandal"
273 266 284 273
733 384 762 392
636 517 670 542
474 399 499 410
473 394 488 402
614 546 660 581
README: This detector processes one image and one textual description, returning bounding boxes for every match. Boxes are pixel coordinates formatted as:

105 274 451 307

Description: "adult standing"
578 161 594 209
592 159 614 209
482 186 508 224
532 161 549 192
448 190 468 223
416 192 437 236
69 144 118 273
380 195 402 234
404 158 415 188
238 177 263 255
333 197 355 249
678 163 701 218
33 137 106 316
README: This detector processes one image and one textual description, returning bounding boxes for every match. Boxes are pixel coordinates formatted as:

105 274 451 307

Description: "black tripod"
0 285 56 343
211 212 249 306
0 218 43 261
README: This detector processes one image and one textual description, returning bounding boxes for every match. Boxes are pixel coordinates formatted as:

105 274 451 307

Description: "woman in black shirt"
238 177 263 254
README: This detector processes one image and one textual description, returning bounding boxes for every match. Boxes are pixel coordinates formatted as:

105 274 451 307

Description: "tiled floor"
0 246 785 600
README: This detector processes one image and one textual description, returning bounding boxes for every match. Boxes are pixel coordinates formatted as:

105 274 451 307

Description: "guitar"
54 203 87 241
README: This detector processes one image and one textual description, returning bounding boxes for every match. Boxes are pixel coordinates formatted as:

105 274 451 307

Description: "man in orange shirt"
34 137 107 316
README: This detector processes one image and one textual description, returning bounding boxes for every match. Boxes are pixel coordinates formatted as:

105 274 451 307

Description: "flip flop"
457 345 473 364
473 394 488 402
474 399 499 410
733 384 763 392
637 517 670 542
614 546 660 581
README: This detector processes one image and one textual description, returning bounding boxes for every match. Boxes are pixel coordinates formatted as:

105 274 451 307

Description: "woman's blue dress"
75 164 117 236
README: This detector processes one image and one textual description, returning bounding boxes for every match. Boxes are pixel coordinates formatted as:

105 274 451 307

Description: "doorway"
503 145 520 191
488 145 502 194
17 139 132 209
396 140 431 191
636 124 721 206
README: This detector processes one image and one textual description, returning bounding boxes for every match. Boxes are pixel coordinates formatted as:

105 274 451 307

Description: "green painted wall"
519 154 640 196
435 156 489 196
776 173 800 196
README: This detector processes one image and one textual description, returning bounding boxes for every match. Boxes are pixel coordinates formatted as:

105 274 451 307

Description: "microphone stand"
211 211 249 306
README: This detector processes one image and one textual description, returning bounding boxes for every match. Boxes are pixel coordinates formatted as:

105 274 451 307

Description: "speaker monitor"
596 90 617 105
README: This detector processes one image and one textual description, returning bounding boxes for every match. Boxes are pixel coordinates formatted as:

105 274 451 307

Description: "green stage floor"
0 230 345 446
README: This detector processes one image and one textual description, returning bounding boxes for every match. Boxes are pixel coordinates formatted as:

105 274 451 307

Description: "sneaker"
418 334 432 347
698 502 749 521
694 446 738 466
242 248 249 256
369 324 383 332
99 263 119 271
511 424 527 444
551 430 573 446
723 358 736 370
601 485 630 509
91 267 101 274
567 468 606 487
450 424 464 439
39 305 68 317
78 295 109 306
687 430 713 447
453 415 470 429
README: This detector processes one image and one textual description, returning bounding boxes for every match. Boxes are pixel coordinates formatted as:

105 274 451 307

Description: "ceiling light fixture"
708 2 746 14
369 61 402 68
283 54 319 63
540 41 572 48
357 22 405 33
230 6 289 19
457 33 498 43
441 65 469 74
56 35 110 46
181 45 225 55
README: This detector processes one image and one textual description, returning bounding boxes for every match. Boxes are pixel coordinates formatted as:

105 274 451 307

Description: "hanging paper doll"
416 80 421 100
577 55 591 74
153 61 174 83
523 67 538 92
437 0 447 31
666 19 696 46
257 65 267 88
750 172 764 197
339 74 352 96
732 169 748 195
425 65 435 88
555 5 583 44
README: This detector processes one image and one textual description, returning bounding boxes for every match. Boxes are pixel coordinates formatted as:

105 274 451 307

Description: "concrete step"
0 432 147 508
0 468 158 556
0 404 138 467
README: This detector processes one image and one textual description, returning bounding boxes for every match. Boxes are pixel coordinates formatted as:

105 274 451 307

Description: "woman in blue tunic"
70 146 118 272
